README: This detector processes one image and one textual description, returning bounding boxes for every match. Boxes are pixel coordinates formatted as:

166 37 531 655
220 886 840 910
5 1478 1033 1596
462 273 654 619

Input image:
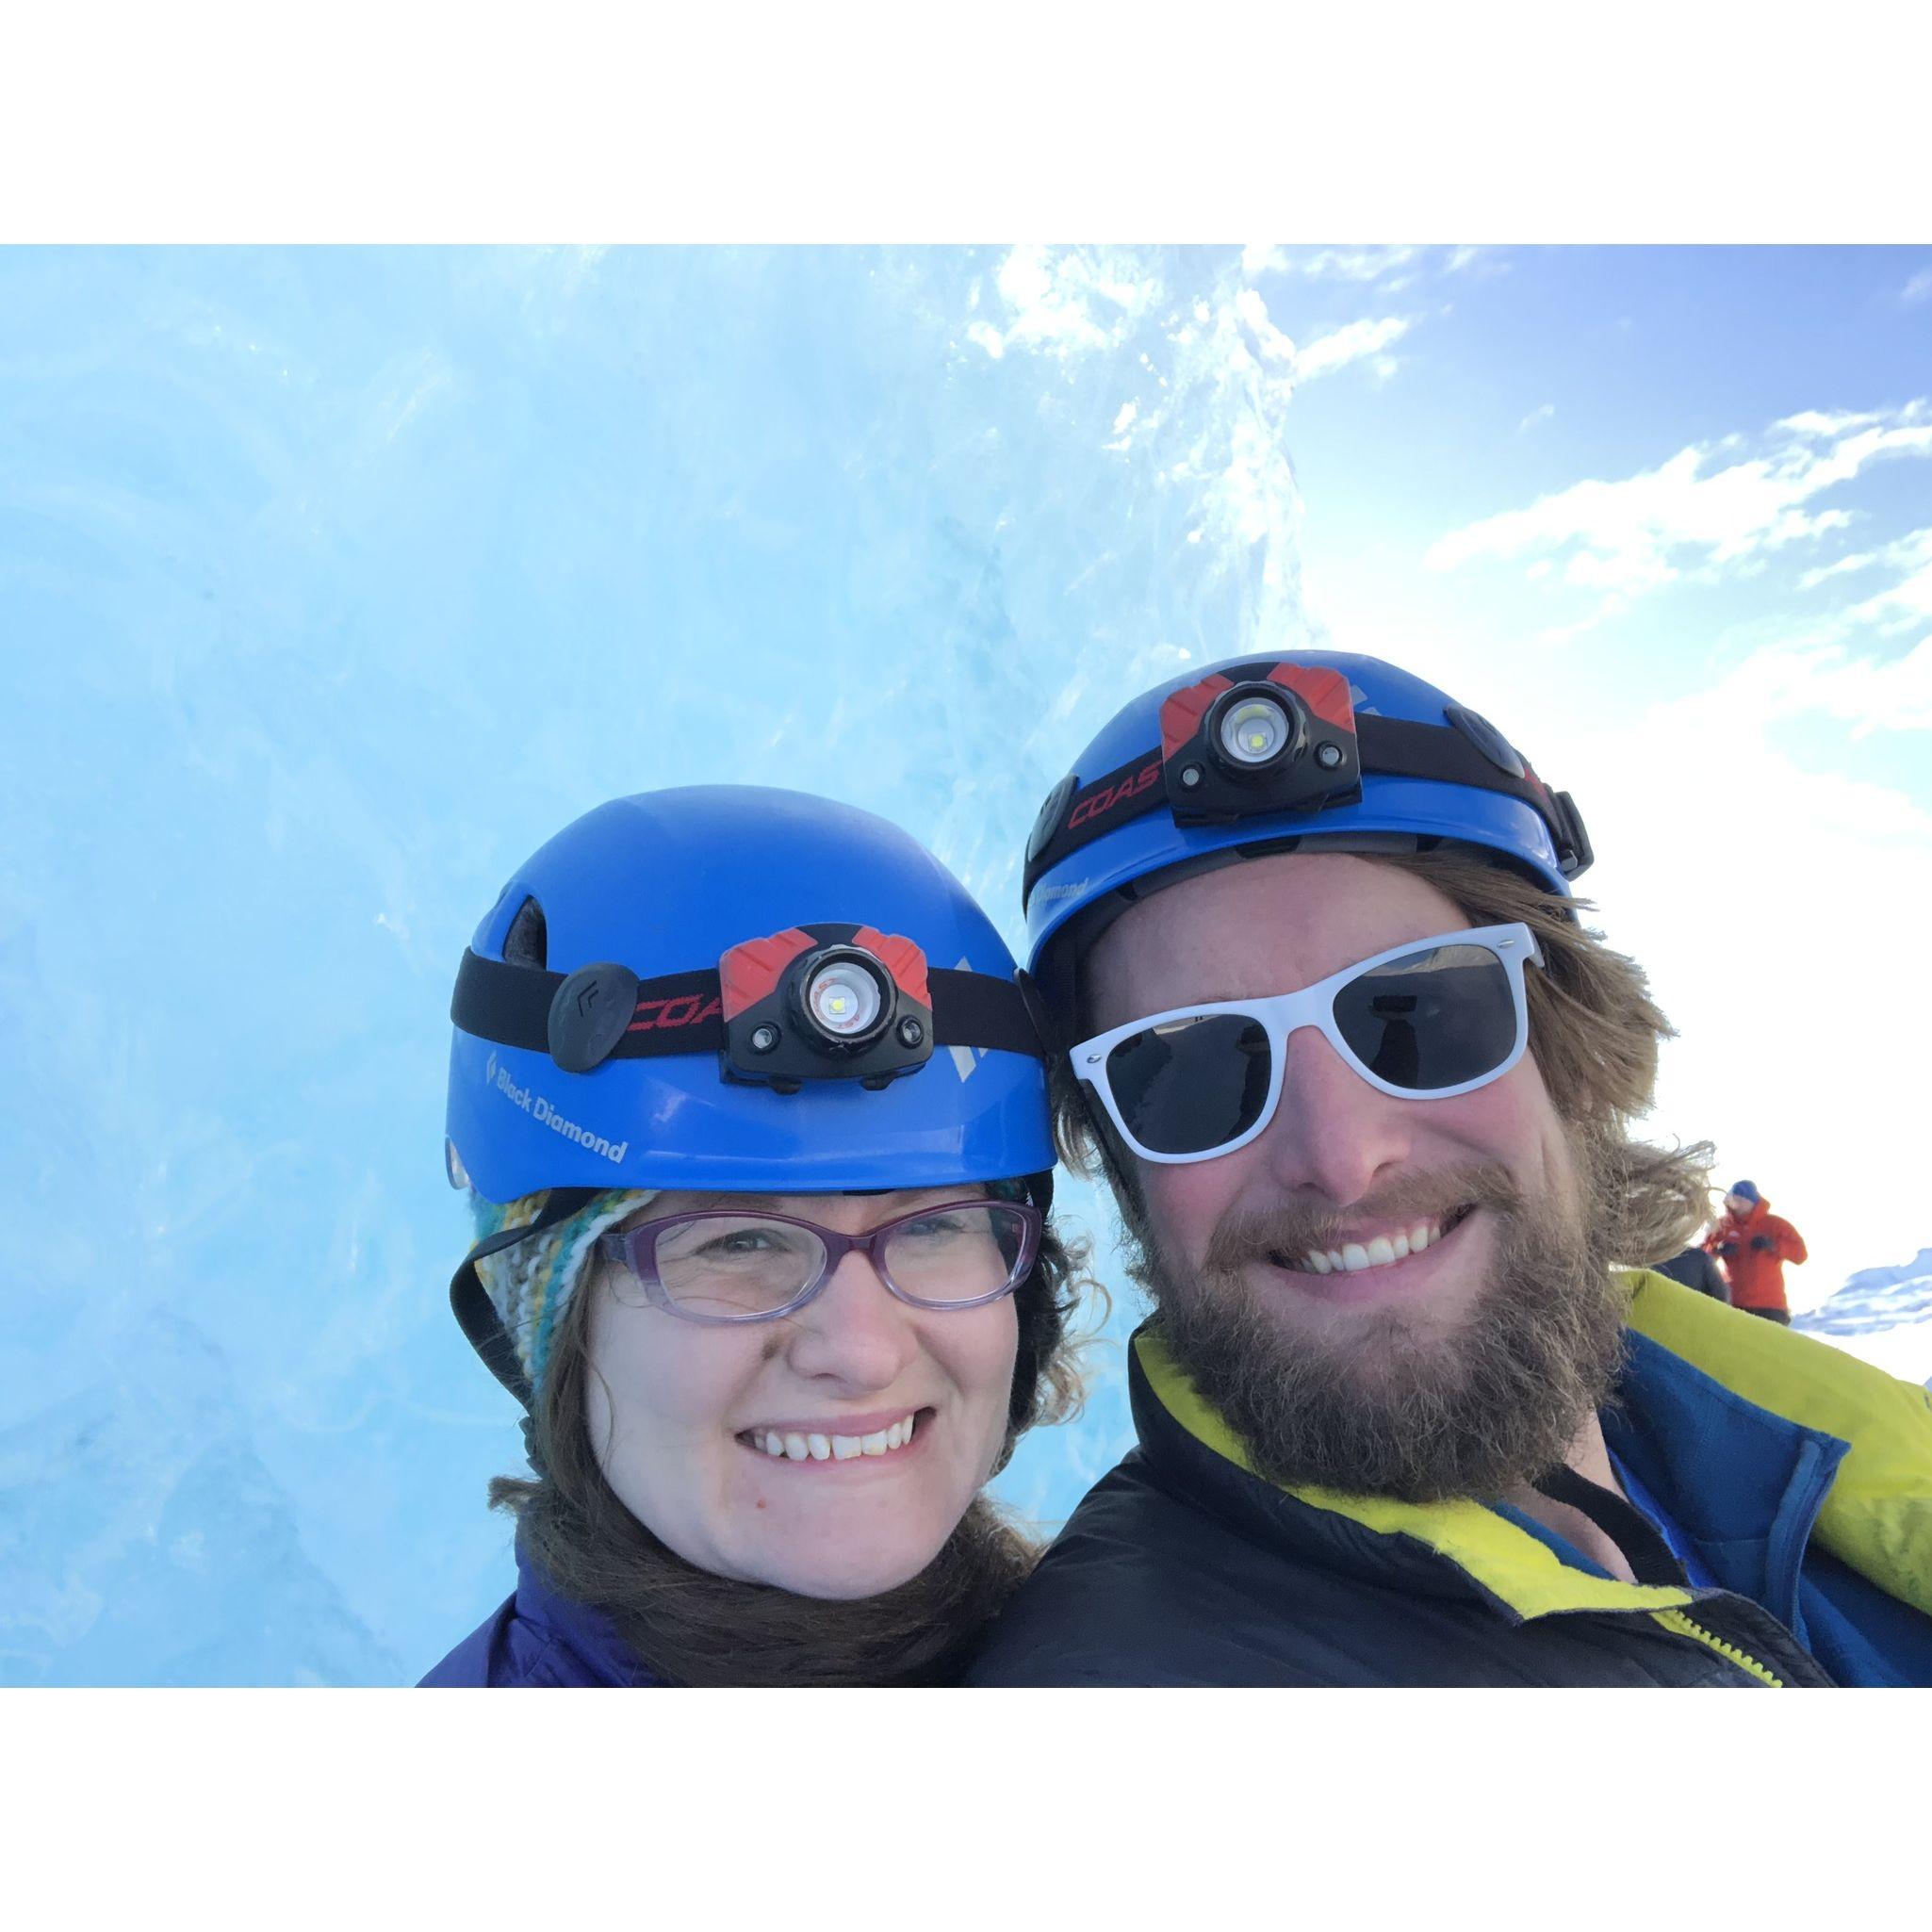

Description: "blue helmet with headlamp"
1022 649 1594 985
449 785 1054 1204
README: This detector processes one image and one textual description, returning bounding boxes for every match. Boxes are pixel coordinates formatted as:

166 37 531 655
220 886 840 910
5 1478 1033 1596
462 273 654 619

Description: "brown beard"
1140 1148 1630 1503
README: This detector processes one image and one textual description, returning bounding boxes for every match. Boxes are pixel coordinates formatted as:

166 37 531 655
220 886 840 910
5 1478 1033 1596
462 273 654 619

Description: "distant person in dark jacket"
421 787 1089 1687
1704 1180 1808 1324
1652 1245 1730 1302
970 650 1932 1688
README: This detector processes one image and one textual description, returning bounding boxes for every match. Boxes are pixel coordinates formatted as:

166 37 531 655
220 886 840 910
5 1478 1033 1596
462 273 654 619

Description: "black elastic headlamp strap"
1022 712 1591 906
450 953 1042 1063
449 1185 602 1416
1531 1464 1689 1590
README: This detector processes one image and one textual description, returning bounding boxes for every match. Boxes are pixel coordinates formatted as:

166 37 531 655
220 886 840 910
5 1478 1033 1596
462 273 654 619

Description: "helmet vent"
502 895 548 971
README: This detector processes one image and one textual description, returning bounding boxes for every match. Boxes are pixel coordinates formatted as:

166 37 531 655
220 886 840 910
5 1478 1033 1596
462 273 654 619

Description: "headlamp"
720 924 935 1092
1212 688 1300 771
1159 661 1361 825
798 949 889 1047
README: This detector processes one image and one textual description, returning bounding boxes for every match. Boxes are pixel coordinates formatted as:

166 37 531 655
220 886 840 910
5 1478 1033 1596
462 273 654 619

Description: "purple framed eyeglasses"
595 1197 1042 1326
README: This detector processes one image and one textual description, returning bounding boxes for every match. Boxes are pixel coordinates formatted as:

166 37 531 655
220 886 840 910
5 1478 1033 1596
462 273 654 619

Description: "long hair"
1050 847 1713 1269
488 1220 1093 1687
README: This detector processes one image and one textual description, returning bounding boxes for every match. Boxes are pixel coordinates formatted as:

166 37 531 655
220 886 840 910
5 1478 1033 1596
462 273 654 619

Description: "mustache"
1201 1161 1524 1271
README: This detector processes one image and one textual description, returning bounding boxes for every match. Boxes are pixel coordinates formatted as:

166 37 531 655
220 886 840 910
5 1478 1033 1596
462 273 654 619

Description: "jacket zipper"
1652 1608 1785 1687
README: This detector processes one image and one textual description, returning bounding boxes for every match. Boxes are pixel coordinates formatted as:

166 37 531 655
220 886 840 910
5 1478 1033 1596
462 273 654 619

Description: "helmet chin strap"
448 1187 603 1416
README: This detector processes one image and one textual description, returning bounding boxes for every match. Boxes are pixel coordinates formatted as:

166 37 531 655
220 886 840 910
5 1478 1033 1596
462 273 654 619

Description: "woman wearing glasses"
422 786 1087 1687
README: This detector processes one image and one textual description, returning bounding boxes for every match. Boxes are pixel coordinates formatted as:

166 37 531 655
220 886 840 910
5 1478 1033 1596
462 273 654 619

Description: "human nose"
781 1245 920 1390
1251 1021 1415 1207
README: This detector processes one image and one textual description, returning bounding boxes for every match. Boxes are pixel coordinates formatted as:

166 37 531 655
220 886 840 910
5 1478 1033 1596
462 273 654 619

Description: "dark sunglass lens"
1104 1013 1270 1155
1331 942 1517 1091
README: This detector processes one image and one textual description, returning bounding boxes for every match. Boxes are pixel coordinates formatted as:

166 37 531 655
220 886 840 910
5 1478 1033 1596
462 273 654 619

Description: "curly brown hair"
1049 848 1714 1270
488 1215 1094 1686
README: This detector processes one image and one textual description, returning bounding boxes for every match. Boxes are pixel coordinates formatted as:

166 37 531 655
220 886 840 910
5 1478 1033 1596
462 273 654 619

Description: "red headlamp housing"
719 923 936 1093
1157 661 1362 825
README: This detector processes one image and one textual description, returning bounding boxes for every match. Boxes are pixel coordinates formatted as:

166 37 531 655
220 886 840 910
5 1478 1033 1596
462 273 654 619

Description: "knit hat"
469 1187 659 1395
1727 1179 1760 1204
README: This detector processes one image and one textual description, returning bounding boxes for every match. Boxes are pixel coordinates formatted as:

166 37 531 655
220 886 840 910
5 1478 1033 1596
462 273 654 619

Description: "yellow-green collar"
1136 1269 1932 1625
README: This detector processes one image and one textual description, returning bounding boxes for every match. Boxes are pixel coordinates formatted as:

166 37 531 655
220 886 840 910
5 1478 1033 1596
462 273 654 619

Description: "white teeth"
1292 1220 1445 1276
755 1416 923 1461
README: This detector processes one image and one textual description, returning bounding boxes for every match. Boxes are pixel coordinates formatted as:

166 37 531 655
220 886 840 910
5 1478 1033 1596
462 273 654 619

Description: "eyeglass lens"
623 1203 1031 1318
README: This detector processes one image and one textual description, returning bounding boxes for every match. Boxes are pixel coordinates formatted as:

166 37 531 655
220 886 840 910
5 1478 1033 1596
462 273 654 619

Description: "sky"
2 242 1928 1684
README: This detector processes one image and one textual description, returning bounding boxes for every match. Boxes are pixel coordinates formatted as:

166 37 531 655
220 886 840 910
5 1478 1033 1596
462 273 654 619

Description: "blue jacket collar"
1602 1327 1845 1621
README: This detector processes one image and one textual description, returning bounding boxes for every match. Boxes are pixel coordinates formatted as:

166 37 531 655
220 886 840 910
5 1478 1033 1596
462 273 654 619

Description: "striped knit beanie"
469 1187 659 1396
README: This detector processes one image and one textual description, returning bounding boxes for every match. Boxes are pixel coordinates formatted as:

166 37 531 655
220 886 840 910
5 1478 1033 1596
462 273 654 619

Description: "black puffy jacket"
967 1275 1932 1688
1651 1246 1729 1302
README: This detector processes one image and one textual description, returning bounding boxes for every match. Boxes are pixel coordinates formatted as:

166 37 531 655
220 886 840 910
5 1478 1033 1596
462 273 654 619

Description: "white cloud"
1253 244 1484 289
1700 635 1932 734
1293 314 1412 381
1901 266 1932 306
1222 290 1413 389
1519 402 1556 433
1798 549 1879 589
1845 526 1932 632
1291 244 1420 284
1427 402 1932 606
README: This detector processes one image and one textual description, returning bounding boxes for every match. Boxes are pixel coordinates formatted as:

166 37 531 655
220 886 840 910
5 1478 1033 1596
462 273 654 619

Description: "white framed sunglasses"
1070 922 1544 1166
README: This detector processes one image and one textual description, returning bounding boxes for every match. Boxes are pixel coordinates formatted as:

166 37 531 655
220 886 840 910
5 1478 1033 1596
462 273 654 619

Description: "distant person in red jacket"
1704 1180 1807 1324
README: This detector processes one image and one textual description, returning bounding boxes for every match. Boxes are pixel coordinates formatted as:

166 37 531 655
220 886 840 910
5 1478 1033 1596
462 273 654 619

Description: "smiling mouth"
735 1409 931 1464
1269 1204 1478 1278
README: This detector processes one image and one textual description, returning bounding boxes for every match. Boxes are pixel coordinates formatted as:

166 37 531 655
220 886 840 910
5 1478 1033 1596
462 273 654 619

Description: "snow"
1793 1248 1932 1388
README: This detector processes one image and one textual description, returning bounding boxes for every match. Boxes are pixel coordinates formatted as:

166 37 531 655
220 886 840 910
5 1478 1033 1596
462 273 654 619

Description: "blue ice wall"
0 245 1315 1682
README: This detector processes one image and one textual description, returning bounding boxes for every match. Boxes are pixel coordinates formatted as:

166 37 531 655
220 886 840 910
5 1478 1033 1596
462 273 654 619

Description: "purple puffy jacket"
420 1546 658 1687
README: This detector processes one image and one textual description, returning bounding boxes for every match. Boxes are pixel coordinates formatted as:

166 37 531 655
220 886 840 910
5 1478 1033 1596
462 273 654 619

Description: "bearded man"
968 651 1932 1687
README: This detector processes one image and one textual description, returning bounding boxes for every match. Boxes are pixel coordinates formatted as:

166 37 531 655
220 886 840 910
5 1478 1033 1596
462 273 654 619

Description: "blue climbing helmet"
449 785 1055 1205
1022 649 1594 986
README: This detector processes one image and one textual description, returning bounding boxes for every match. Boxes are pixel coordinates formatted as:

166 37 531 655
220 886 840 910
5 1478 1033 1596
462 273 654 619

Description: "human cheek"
1433 1061 1563 1188
588 1299 750 1528
934 1300 1021 1478
1141 1154 1245 1268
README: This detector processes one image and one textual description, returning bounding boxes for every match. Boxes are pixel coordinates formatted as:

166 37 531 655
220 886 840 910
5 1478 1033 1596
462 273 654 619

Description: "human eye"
899 1211 972 1242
